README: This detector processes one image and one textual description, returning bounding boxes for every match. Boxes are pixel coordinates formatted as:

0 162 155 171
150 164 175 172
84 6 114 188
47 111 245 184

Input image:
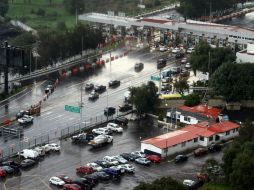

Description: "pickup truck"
71 133 94 143
18 115 34 125
88 135 113 148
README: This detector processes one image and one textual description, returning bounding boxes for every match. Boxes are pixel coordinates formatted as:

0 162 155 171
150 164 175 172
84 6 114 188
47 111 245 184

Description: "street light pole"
80 84 83 126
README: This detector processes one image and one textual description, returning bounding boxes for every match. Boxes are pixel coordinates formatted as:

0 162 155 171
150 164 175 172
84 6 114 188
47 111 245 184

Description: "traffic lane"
0 80 49 120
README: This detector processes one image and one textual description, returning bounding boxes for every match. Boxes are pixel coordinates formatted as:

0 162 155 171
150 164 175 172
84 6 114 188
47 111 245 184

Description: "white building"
236 43 254 63
141 121 239 158
167 105 221 125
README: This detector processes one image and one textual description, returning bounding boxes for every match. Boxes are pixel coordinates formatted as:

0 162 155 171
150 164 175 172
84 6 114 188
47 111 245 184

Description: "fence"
0 110 132 161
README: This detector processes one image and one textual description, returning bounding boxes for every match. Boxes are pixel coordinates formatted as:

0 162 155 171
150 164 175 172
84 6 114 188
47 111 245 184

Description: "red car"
76 166 94 175
57 174 72 183
146 155 161 163
63 184 82 190
0 168 6 177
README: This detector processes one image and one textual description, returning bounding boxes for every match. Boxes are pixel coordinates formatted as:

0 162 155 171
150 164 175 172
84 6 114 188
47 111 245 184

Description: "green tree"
190 42 236 75
134 176 186 190
174 78 189 95
129 81 158 117
210 63 254 102
63 0 84 14
0 0 9 17
184 93 200 107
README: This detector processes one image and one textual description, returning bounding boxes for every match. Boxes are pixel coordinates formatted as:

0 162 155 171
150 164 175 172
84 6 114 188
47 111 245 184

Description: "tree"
134 176 186 190
0 0 9 17
190 42 236 75
210 63 254 102
237 120 254 143
174 78 189 95
184 93 200 107
63 0 84 14
129 81 159 117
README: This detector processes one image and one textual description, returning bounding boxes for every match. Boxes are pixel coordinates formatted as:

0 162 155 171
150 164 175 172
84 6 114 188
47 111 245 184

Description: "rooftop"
142 121 239 149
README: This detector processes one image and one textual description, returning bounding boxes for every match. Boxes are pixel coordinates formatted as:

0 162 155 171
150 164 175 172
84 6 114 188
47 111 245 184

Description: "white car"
92 128 111 135
120 164 135 173
181 58 187 64
49 176 65 186
131 151 146 158
43 143 61 151
183 179 195 187
103 156 119 166
106 123 123 133
187 47 195 54
185 62 191 69
159 46 167 52
86 163 103 171
112 155 128 164
18 115 34 125
172 47 180 54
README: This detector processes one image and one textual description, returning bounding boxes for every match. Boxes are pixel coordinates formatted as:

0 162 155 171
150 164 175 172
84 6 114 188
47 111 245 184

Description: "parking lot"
0 116 223 190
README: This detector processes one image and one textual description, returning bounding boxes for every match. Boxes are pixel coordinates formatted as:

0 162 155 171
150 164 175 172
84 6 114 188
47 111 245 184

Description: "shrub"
36 8 46 16
184 93 201 107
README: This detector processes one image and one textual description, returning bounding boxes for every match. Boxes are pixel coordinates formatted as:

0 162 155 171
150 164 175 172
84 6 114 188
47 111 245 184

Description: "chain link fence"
0 111 131 161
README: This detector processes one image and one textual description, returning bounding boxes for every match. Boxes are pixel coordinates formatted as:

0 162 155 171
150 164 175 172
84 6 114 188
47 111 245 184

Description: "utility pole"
4 41 10 95
80 84 83 125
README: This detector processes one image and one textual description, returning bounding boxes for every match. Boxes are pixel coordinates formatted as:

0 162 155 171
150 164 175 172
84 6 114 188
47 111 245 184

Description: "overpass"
79 12 254 46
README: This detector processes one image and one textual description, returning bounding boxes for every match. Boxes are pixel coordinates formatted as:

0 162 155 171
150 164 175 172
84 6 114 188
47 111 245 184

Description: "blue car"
103 168 121 179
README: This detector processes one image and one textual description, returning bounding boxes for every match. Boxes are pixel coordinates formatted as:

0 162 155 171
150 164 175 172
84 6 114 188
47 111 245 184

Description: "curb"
0 87 29 105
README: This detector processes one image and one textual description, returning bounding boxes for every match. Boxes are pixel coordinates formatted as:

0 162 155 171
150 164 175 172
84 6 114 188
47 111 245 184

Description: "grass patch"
7 0 75 30
200 183 232 190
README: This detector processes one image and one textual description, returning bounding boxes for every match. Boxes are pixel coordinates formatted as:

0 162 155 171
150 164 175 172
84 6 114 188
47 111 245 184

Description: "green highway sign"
64 105 80 113
150 75 161 81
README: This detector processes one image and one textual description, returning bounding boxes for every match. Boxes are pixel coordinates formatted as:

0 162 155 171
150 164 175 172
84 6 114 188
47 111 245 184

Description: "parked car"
0 167 6 177
120 153 140 161
131 151 146 158
43 143 61 151
183 179 204 189
103 156 119 166
170 67 181 74
159 46 167 52
208 144 222 152
185 62 191 69
16 110 29 119
86 163 103 172
119 103 132 112
63 184 82 190
33 146 46 157
120 164 135 173
57 175 73 183
18 115 34 125
72 178 93 190
93 171 111 180
175 155 188 163
135 158 151 166
84 175 99 186
104 107 116 116
1 166 14 174
20 159 37 168
106 123 123 133
108 80 120 88
114 117 128 126
194 148 208 157
146 155 161 163
110 165 125 174
95 160 112 168
172 47 180 54
19 149 39 159
92 128 111 135
180 68 190 77
0 161 21 174
157 58 167 69
94 85 106 93
85 83 94 91
183 179 195 187
112 155 128 164
49 176 65 186
88 91 99 100
175 52 185 59
134 62 144 71
181 57 187 64
187 47 195 54
103 168 121 179
76 166 94 175
196 172 209 181
71 133 94 143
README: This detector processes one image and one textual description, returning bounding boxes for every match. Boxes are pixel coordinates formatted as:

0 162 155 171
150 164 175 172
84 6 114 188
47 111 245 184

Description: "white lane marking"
48 114 63 121
40 111 53 117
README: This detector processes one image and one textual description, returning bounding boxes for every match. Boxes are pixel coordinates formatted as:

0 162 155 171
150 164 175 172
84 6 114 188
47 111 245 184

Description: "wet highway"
0 47 176 149
0 117 223 190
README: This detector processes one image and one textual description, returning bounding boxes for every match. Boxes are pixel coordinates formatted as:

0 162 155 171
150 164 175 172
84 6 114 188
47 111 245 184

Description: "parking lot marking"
37 177 52 190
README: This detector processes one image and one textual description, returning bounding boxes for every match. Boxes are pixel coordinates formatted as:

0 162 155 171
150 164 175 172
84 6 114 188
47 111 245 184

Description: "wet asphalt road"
0 47 176 149
0 117 223 190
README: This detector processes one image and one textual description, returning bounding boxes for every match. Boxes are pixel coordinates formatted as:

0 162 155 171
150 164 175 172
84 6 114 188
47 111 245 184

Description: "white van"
19 149 39 159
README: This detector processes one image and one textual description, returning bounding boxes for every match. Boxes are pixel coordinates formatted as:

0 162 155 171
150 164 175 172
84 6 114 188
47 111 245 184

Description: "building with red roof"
141 121 239 158
167 104 221 125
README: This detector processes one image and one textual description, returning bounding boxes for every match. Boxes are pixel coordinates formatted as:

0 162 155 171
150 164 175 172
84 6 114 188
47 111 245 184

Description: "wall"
179 115 198 125
141 143 162 155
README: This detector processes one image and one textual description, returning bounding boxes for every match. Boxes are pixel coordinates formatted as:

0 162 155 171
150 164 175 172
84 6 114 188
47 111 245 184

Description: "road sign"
150 75 161 81
64 105 80 113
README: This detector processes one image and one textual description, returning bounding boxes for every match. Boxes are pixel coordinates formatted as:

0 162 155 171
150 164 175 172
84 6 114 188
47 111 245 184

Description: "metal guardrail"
0 110 132 161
